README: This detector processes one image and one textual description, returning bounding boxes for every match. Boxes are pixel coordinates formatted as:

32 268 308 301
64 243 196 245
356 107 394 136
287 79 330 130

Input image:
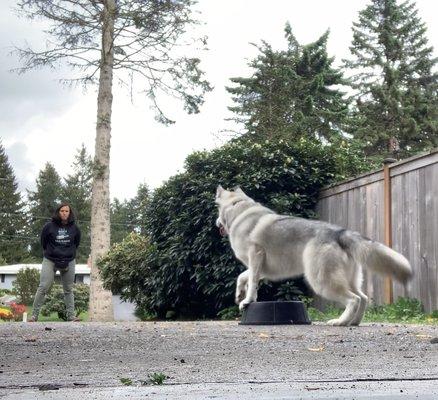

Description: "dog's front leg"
239 244 265 311
235 270 249 305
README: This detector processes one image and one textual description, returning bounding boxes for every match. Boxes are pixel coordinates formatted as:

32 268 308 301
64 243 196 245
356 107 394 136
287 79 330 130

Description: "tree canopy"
227 23 350 142
0 141 27 263
62 145 93 263
344 0 438 159
27 162 62 260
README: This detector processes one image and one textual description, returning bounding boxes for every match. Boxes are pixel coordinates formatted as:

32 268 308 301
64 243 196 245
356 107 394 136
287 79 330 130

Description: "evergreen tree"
344 0 438 159
0 141 27 263
62 144 93 263
128 183 150 235
27 163 62 259
110 198 133 245
226 23 350 142
109 183 150 243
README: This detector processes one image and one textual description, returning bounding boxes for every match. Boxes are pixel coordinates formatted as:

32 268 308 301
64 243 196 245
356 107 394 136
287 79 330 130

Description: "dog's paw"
238 300 252 311
327 318 347 326
235 292 245 305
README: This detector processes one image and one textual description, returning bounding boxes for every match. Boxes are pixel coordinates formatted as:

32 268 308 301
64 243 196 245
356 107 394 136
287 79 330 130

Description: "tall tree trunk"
89 0 116 322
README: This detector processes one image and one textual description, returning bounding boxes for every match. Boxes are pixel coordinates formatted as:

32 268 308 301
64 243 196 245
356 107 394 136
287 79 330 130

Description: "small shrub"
217 306 240 320
274 281 303 301
134 307 157 321
12 268 40 305
40 284 90 320
364 297 425 323
120 378 133 386
0 288 14 297
0 307 13 321
9 302 26 321
149 373 167 385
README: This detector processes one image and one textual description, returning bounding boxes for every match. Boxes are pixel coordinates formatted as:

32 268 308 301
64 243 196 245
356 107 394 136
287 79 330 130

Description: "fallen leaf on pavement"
258 333 270 339
414 334 432 339
308 346 325 352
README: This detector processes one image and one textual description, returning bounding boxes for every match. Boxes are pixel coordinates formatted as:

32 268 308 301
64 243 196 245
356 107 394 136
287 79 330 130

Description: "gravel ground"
0 321 437 398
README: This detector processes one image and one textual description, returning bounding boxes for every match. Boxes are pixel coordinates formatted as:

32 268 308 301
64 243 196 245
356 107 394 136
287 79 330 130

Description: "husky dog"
215 186 412 326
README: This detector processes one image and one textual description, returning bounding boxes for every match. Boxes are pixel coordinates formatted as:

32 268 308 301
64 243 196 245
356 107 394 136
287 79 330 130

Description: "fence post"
383 158 396 304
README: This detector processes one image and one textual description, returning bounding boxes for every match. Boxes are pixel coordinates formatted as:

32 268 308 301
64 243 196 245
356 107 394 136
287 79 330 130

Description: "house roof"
0 264 90 275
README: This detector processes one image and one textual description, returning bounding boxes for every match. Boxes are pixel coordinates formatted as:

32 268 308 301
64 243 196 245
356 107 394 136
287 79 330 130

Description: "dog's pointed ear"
216 185 225 198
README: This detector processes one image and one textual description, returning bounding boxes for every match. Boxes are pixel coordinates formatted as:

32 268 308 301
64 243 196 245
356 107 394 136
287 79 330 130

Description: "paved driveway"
1 321 437 399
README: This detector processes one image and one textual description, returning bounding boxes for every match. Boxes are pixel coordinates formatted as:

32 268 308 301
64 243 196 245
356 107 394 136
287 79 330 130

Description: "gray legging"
32 258 76 320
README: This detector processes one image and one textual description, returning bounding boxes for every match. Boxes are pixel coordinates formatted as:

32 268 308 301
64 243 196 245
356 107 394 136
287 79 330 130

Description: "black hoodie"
41 220 81 268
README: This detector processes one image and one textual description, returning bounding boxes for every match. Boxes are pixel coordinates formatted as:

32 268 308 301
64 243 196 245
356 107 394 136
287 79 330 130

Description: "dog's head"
215 185 251 236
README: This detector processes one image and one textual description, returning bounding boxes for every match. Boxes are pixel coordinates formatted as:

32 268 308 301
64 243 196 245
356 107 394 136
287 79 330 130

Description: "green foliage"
40 284 90 321
120 378 133 386
0 288 14 297
126 136 368 319
305 297 437 324
12 268 40 305
110 183 150 244
217 306 240 320
274 281 303 301
344 0 438 160
98 233 153 301
110 199 134 244
27 163 62 259
62 145 93 263
364 297 425 323
148 372 167 385
0 141 27 263
129 183 150 236
227 23 350 143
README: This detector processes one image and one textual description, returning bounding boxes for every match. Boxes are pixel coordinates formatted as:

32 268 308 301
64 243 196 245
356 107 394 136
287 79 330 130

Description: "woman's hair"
52 202 76 224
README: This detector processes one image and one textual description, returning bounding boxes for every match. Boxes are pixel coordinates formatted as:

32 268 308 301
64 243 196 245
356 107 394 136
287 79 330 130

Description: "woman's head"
52 203 75 225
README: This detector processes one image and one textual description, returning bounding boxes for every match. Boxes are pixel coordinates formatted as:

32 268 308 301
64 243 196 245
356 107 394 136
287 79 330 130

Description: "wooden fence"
316 149 438 313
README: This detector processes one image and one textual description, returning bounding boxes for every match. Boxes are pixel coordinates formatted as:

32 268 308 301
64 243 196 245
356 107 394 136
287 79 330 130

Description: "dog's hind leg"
324 288 361 326
304 242 361 326
349 267 368 325
235 270 249 305
239 244 264 311
349 288 368 326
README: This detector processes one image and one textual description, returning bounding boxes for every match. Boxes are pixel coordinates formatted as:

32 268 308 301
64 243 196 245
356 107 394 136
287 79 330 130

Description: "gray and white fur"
215 186 412 326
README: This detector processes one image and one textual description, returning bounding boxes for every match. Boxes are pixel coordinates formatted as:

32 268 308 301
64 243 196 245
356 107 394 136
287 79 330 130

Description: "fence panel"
316 149 438 313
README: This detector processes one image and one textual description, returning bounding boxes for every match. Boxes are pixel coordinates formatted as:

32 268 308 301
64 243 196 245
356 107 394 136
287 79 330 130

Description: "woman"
30 203 81 322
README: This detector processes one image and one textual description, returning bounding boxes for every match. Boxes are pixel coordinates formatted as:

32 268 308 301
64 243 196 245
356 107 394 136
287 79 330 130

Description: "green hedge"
100 136 367 318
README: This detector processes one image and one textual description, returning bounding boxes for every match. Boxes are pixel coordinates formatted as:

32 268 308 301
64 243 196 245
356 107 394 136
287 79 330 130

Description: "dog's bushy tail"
358 240 413 284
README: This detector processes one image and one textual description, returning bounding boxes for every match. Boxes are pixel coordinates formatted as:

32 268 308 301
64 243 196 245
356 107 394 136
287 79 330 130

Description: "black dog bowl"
239 301 311 325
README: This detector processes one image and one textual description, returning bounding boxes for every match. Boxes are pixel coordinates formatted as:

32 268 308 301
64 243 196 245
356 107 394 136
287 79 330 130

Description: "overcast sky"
1 0 437 201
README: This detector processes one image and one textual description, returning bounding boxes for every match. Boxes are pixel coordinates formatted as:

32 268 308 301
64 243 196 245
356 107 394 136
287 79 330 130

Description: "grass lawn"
25 306 88 322
306 297 438 325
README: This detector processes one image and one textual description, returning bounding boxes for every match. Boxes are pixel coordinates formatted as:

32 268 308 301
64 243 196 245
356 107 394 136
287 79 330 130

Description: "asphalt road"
1 321 437 399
